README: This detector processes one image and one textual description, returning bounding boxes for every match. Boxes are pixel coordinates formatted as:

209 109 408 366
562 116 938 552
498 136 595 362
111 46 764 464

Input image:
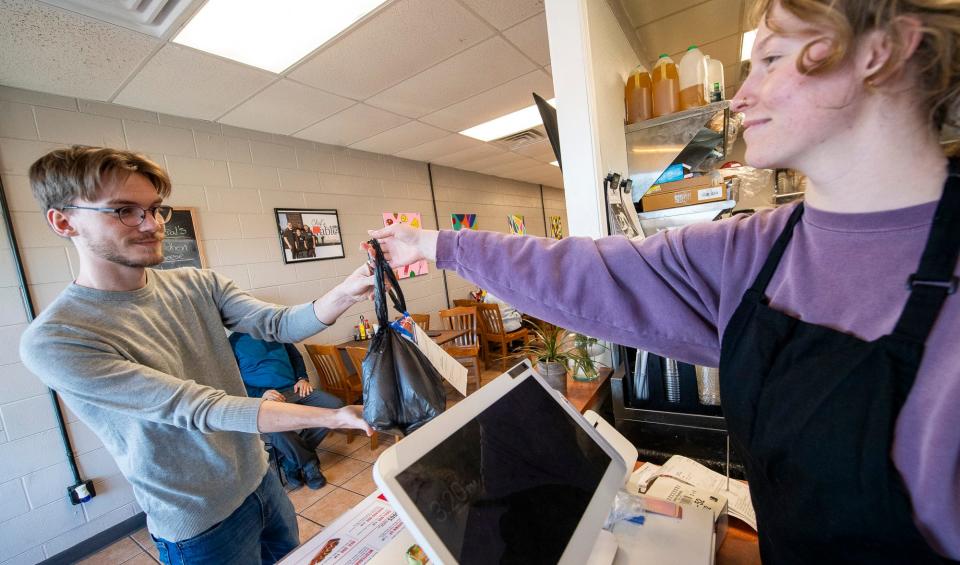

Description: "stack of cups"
663 358 681 403
696 366 721 405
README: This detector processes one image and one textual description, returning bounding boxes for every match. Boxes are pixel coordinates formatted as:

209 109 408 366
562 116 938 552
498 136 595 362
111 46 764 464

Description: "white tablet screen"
394 377 612 564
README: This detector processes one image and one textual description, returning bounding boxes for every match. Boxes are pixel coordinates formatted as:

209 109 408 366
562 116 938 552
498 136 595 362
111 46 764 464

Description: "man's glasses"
61 205 174 227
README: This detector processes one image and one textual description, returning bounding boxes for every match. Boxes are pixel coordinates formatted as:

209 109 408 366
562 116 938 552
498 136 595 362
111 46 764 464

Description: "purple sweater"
436 201 959 557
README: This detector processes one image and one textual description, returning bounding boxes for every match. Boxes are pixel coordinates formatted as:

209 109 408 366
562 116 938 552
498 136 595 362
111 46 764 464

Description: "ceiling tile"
503 13 550 66
458 150 524 171
621 0 706 26
421 70 554 132
288 0 493 100
349 121 449 155
431 144 505 167
460 0 544 30
639 0 742 62
393 134 487 162
294 104 409 147
114 44 275 121
0 0 159 100
365 37 536 118
512 139 559 162
219 80 354 135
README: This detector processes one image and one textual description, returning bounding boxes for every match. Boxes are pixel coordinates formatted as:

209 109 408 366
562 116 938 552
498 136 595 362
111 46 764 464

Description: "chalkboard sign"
156 208 205 270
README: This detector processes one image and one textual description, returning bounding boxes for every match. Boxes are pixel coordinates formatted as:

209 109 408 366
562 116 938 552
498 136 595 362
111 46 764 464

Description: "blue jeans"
152 471 298 565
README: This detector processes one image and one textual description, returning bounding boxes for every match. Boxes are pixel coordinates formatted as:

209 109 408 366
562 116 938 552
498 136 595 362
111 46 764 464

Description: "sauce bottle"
625 63 653 124
651 54 680 117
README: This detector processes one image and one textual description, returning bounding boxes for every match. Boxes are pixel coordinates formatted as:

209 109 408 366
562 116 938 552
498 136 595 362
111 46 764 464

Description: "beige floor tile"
286 482 336 512
300 487 365 526
323 457 371 486
296 515 324 545
130 528 160 561
77 537 143 565
340 467 378 496
316 448 345 470
348 437 394 464
121 553 159 564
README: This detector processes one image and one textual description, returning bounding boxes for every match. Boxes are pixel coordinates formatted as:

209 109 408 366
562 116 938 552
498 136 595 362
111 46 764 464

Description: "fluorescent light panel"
740 29 758 61
460 99 556 142
174 0 388 73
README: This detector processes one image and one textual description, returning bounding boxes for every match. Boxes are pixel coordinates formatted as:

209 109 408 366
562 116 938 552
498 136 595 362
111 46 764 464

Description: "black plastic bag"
361 239 446 435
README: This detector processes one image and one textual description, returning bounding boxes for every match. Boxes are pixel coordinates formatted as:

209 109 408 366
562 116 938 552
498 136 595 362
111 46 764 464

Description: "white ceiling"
0 0 751 189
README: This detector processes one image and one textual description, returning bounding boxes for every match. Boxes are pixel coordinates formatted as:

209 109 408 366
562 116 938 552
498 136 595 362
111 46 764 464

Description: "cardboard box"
646 175 717 194
642 181 727 212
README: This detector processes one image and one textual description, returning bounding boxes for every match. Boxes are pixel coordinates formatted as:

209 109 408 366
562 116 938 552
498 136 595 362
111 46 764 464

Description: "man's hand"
262 389 285 403
313 262 376 325
336 405 374 436
293 378 313 398
366 224 439 265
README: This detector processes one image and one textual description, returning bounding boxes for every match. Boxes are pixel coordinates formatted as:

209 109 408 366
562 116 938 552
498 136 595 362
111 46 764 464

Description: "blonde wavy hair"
749 0 960 130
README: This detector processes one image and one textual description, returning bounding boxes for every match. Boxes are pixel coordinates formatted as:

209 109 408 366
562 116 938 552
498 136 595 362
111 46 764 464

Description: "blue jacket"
228 332 308 398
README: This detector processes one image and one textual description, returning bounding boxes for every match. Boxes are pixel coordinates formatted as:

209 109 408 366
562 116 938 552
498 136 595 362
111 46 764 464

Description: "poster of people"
275 208 345 263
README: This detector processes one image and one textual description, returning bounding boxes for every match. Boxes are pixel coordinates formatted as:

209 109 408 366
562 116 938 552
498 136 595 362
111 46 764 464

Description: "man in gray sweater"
19 146 374 564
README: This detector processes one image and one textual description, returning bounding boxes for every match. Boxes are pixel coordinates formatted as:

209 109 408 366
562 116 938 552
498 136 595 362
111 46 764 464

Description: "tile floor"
76 366 507 564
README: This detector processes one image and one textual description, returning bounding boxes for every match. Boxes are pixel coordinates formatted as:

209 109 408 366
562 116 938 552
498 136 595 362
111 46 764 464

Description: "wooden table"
336 328 468 350
564 366 612 413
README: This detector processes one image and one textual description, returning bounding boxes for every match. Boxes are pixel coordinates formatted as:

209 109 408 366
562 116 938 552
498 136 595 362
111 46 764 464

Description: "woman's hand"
293 378 313 397
366 224 440 266
262 389 285 403
336 405 374 436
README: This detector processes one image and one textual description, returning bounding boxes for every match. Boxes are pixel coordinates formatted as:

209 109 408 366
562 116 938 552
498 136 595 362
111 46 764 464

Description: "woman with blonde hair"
372 0 960 560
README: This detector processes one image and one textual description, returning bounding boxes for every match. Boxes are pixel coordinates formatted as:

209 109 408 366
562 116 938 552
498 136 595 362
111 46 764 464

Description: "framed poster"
275 208 345 264
156 207 206 270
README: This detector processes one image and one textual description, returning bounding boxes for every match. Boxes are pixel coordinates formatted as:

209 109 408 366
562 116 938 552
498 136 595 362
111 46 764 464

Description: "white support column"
544 0 640 239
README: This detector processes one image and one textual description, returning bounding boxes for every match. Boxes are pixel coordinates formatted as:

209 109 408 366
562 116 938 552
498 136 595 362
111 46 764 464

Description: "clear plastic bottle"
625 63 653 124
651 54 680 118
679 45 707 110
707 57 725 102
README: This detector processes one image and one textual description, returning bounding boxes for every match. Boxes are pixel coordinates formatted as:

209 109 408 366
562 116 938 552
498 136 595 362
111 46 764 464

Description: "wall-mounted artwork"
451 213 477 231
383 212 429 278
507 215 525 235
275 208 344 264
550 216 564 240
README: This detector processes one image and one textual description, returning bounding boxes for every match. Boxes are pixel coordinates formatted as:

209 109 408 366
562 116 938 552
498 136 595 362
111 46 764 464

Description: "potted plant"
512 322 571 393
570 333 605 381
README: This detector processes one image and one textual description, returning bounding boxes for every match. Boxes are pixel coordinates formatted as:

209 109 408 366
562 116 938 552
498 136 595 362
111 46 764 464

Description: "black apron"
719 168 960 564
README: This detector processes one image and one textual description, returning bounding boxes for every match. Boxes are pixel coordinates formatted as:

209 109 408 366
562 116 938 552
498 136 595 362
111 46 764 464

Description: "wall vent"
489 128 547 152
39 0 201 38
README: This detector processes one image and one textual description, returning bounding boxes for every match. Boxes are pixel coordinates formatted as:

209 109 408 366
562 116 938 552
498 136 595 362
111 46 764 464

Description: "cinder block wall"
0 85 565 564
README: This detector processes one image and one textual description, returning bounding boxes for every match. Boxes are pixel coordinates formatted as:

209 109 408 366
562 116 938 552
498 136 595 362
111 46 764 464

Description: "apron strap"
892 165 960 344
748 203 805 295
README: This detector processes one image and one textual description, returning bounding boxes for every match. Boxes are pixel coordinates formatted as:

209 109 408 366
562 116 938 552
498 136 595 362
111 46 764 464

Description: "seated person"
483 292 522 332
229 332 342 489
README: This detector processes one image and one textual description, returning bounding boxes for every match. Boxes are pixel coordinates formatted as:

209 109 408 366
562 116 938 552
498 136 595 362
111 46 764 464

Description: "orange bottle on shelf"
625 63 653 124
651 54 680 118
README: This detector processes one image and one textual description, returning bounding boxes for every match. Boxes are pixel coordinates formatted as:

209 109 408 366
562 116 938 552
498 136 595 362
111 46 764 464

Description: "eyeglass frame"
60 204 174 227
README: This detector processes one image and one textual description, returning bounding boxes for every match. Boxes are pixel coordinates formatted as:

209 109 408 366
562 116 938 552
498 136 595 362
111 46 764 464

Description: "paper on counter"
278 491 405 564
658 455 756 530
413 323 468 396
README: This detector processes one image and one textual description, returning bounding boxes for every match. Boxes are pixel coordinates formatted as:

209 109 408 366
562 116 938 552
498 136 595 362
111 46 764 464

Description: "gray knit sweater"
20 268 327 541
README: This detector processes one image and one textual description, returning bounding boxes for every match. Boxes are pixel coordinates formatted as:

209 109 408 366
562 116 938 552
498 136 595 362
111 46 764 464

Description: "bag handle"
368 239 407 327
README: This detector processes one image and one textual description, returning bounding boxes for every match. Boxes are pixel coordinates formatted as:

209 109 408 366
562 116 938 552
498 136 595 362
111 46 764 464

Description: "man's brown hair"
28 145 171 212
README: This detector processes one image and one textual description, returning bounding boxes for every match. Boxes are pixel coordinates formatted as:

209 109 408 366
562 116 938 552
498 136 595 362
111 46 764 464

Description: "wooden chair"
453 299 478 308
396 313 430 331
439 306 482 392
476 302 531 371
305 344 377 449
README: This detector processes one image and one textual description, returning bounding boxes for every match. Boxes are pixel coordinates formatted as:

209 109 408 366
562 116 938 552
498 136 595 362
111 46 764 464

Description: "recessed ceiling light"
173 0 389 73
460 99 557 142
740 29 758 61
549 161 559 167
